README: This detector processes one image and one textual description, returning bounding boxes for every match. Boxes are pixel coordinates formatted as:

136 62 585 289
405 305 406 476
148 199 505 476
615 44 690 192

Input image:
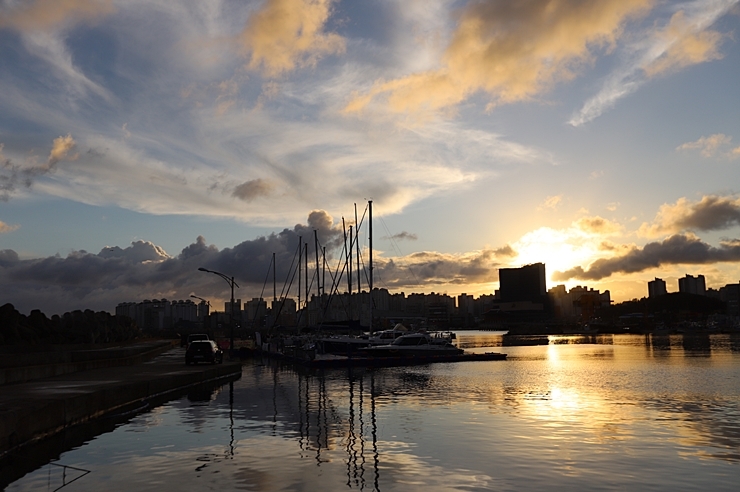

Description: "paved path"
0 344 242 461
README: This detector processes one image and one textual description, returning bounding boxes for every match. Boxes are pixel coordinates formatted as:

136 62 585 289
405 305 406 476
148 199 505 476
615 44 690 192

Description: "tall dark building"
499 263 547 303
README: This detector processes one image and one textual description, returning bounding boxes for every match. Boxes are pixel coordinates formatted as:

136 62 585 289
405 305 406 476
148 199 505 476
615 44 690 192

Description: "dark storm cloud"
0 211 348 314
553 234 740 281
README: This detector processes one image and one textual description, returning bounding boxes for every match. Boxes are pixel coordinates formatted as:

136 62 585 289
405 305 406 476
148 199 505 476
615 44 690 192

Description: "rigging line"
270 242 301 330
254 256 274 324
379 214 421 285
320 236 354 321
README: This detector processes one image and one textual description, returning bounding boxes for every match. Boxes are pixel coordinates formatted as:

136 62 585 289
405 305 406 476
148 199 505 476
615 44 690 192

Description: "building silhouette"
648 278 667 298
679 274 706 296
499 263 546 303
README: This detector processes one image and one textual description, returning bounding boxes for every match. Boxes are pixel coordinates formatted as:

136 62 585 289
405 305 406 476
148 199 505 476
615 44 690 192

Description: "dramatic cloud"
677 133 740 158
0 221 19 233
570 0 737 126
346 0 649 115
0 0 114 31
639 195 740 237
0 210 352 314
553 233 740 281
232 179 274 202
239 0 345 77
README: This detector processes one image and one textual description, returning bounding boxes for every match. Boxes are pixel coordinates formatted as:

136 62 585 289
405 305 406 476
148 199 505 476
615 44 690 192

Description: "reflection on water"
7 334 740 491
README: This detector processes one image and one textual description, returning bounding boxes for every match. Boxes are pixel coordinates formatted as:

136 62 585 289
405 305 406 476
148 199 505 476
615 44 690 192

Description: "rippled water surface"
9 333 740 491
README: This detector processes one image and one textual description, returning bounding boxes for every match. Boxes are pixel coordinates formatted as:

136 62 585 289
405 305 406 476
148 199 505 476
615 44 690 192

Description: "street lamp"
190 295 211 326
198 267 239 352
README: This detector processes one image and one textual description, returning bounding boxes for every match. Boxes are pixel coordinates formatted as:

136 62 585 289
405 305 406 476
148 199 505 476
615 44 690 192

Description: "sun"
511 226 603 287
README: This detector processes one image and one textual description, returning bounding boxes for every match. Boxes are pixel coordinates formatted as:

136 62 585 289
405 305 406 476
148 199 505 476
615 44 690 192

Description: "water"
7 333 740 491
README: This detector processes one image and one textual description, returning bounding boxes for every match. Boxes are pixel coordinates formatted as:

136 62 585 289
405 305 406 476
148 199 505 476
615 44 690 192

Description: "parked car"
186 333 209 346
185 340 223 365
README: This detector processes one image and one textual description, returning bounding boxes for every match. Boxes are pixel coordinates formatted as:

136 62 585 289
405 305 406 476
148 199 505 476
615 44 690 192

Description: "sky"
2 0 740 315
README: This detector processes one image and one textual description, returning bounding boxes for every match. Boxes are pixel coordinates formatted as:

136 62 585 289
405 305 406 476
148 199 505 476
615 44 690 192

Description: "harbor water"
8 332 740 491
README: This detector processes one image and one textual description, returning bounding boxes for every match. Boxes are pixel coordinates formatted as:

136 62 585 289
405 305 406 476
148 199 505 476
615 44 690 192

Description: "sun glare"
512 227 601 287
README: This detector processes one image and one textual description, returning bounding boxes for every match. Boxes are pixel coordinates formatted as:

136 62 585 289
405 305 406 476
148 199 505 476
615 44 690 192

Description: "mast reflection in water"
7 333 740 491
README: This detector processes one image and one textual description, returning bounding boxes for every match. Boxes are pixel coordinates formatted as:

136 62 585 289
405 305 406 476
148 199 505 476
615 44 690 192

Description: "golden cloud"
48 134 79 167
574 216 623 235
643 11 725 77
677 133 739 159
0 220 20 234
239 0 345 77
0 0 114 31
346 0 651 115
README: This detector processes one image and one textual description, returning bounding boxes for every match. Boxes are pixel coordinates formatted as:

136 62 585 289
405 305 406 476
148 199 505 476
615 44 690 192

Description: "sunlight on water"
7 333 740 491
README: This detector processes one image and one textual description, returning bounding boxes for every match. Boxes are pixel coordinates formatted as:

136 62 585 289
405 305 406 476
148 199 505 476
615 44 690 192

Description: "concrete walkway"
0 343 242 460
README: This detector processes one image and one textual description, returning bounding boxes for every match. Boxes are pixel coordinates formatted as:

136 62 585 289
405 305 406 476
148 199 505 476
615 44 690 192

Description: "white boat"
358 332 463 357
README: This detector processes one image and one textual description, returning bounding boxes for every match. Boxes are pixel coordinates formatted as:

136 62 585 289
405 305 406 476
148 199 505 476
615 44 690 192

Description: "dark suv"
185 340 224 365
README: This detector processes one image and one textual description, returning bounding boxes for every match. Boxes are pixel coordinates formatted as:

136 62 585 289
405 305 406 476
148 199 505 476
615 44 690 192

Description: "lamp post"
198 267 239 352
190 295 211 326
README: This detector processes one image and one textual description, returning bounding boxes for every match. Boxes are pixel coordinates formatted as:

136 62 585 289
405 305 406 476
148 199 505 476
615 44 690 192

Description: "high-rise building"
648 278 667 298
678 274 706 296
499 263 546 303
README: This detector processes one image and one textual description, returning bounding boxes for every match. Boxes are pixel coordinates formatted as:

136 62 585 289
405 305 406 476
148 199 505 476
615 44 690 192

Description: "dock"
266 350 507 368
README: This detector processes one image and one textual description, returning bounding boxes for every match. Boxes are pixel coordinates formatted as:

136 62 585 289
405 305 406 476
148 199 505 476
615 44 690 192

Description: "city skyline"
2 1 740 315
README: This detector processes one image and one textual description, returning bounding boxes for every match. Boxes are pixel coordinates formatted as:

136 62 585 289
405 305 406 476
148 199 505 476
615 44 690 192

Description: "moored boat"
359 332 463 357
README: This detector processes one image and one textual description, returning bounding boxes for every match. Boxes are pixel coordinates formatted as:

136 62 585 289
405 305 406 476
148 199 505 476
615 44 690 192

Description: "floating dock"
296 351 507 369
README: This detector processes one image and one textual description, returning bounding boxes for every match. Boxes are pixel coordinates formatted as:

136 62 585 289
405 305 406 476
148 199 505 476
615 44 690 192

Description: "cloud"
0 0 114 31
374 248 507 289
0 249 20 267
346 0 650 115
642 10 726 77
574 216 623 235
232 179 274 202
553 233 740 281
98 241 171 263
570 0 737 126
538 195 563 211
1 135 79 200
382 231 418 242
0 210 350 314
48 133 78 167
0 207 519 314
677 133 740 158
0 221 19 234
239 0 345 77
639 195 740 237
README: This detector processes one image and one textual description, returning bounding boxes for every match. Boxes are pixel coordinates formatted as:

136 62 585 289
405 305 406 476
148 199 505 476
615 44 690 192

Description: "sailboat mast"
368 200 373 334
314 229 320 298
355 203 360 295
